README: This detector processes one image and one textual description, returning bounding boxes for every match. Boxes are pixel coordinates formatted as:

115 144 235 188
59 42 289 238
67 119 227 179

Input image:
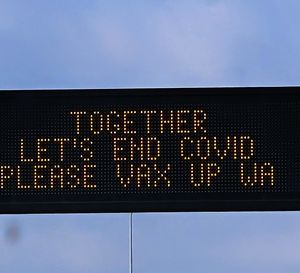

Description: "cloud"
3 0 299 88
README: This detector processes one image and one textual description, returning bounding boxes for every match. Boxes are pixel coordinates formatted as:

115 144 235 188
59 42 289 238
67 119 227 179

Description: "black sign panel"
0 87 300 213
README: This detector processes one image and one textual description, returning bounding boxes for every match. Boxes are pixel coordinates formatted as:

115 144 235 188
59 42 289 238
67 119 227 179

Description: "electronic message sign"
0 87 299 213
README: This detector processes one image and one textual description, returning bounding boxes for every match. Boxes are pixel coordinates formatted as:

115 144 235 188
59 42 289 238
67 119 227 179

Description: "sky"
1 0 300 272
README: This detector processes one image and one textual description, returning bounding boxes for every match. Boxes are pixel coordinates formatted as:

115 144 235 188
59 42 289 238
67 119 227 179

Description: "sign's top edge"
0 86 299 97
0 85 300 92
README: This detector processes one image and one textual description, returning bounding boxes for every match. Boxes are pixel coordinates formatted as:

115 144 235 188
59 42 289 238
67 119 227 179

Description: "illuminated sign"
0 87 299 213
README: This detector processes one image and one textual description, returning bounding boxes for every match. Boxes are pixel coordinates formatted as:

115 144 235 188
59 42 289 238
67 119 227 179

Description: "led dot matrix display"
0 87 299 213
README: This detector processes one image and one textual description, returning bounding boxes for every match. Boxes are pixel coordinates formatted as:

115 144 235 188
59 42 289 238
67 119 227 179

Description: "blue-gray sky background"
1 0 300 89
0 0 300 272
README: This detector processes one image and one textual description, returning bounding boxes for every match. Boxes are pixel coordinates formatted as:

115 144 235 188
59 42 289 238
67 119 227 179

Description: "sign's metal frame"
0 86 299 214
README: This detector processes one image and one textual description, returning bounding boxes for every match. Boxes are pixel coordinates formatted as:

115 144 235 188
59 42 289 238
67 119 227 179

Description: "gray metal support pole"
129 213 133 273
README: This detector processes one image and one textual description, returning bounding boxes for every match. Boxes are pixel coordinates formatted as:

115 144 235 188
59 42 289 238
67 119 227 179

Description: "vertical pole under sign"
129 213 133 273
